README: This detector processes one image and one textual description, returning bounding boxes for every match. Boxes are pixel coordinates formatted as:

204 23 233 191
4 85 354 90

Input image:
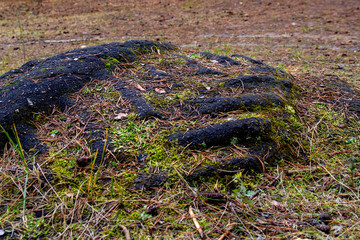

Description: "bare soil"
1 0 359 76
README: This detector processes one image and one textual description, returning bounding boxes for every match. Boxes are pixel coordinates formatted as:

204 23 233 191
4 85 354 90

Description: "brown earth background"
1 0 359 82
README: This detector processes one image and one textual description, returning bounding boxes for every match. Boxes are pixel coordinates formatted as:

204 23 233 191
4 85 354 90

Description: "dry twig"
251 174 281 199
119 225 131 240
218 223 236 240
189 206 204 238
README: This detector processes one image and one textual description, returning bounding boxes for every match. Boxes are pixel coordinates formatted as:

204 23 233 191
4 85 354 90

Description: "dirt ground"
0 0 359 79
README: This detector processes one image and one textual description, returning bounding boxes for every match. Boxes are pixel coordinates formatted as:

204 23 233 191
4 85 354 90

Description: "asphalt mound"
0 40 299 187
0 40 174 154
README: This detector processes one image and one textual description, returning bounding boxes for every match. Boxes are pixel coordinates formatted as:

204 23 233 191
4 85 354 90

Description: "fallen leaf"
135 83 146 91
66 192 75 198
155 88 166 94
189 206 204 238
115 113 128 120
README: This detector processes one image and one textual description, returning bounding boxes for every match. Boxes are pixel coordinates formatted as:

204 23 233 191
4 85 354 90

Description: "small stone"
27 98 34 106
136 154 147 162
135 83 146 91
307 218 319 226
114 112 128 120
155 88 166 94
34 209 46 218
76 157 91 167
319 213 331 224
316 223 331 234
332 225 344 235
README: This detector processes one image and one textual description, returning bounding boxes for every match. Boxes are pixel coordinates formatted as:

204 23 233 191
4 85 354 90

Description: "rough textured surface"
194 93 284 114
0 40 174 150
168 117 271 148
0 40 298 182
132 173 167 190
200 52 242 66
0 40 173 125
114 81 163 119
187 156 265 180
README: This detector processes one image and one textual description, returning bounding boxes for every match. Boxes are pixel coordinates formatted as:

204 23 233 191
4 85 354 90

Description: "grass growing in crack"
1 125 30 220
0 125 54 238
88 129 108 200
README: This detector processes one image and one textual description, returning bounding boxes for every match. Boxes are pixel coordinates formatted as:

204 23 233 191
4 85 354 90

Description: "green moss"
0 77 21 91
134 44 152 54
146 140 184 171
157 57 186 68
147 144 167 162
218 81 226 87
111 120 159 155
145 88 196 108
49 155 76 177
55 65 67 70
120 172 136 184
102 56 121 72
